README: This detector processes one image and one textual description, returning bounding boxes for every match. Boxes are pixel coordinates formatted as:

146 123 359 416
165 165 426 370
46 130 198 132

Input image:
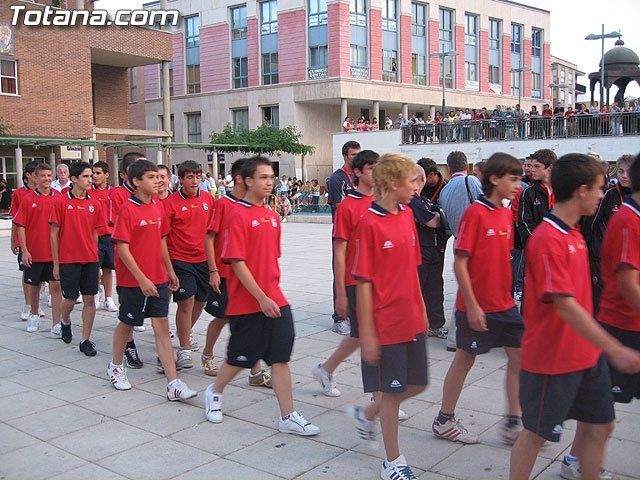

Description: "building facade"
140 0 552 180
550 55 585 109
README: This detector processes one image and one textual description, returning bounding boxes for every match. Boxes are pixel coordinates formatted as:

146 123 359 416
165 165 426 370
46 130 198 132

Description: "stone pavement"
0 223 638 480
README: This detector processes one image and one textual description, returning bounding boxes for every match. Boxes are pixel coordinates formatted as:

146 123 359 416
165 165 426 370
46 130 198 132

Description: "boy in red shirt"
156 164 172 200
108 159 197 401
432 153 524 445
91 161 117 313
50 161 103 356
13 163 62 334
354 153 428 480
203 156 319 436
163 161 215 369
510 154 640 480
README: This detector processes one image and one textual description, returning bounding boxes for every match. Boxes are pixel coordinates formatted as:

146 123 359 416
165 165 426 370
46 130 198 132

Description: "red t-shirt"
10 186 31 247
112 196 170 287
333 191 373 287
12 189 61 262
49 191 103 264
511 185 523 223
598 200 640 331
206 193 239 279
455 198 515 313
352 203 425 345
109 181 136 226
220 199 288 316
164 188 214 263
521 215 601 374
91 185 113 236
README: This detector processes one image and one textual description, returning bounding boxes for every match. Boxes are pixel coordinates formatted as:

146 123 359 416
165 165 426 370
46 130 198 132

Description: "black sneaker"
125 344 143 369
79 339 97 357
61 322 72 344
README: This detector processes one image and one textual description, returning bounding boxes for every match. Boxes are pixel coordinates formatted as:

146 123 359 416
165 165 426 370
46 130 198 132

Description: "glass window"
382 49 398 82
185 15 200 48
511 69 521 96
350 45 368 67
129 68 137 103
511 23 522 54
0 59 18 95
309 45 328 68
465 14 477 46
531 28 542 57
532 72 541 98
186 113 202 143
489 65 500 84
261 0 278 34
159 114 175 141
262 52 279 85
231 5 247 40
489 19 501 50
233 57 248 88
412 53 426 85
309 0 328 26
232 109 249 132
350 0 367 26
262 106 279 127
382 0 396 31
560 69 565 83
186 65 200 94
412 2 426 37
465 61 477 82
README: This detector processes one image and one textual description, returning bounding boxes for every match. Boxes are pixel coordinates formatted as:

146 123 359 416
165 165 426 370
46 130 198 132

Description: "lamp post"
585 25 620 106
510 65 531 110
430 51 457 114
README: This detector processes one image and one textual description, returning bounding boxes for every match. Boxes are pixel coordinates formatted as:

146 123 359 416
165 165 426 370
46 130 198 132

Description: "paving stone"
118 401 207 436
0 442 86 480
298 450 395 480
7 404 106 441
47 463 129 480
76 386 167 417
0 422 40 455
171 459 286 480
0 390 67 421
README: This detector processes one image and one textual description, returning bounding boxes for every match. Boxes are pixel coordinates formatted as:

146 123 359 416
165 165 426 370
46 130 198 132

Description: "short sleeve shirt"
352 203 425 345
598 199 640 331
12 189 61 262
521 215 601 374
454 198 515 313
108 181 136 226
206 193 239 279
9 186 31 246
91 185 113 236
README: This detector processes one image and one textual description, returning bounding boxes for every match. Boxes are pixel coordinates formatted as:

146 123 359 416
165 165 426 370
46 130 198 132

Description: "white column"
92 148 99 164
15 147 23 188
211 151 219 181
430 106 436 118
48 151 56 170
156 149 163 166
81 146 90 162
402 103 409 119
340 98 348 126
373 101 380 123
111 149 119 186
161 60 171 165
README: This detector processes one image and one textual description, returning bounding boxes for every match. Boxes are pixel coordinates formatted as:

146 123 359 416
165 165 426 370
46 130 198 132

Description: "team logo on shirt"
534 198 541 206
568 244 576 254
89 205 94 213
383 240 394 249
251 220 260 228
487 229 496 237
181 206 188 212
31 202 37 208
67 205 74 210
203 203 209 211
271 217 278 228
139 220 148 226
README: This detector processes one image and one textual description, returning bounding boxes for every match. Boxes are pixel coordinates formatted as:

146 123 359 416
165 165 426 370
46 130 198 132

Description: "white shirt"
51 179 70 192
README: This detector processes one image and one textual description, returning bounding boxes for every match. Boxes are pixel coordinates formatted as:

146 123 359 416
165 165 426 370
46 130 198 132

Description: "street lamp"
585 24 621 106
430 51 457 114
510 65 531 110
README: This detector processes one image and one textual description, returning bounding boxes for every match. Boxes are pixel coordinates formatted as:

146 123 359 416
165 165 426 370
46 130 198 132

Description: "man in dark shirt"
417 157 447 203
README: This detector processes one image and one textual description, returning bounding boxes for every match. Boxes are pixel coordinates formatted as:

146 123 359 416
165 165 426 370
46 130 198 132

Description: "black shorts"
362 333 429 394
204 278 228 318
520 355 615 442
60 262 100 299
116 283 170 326
226 305 295 368
17 247 23 271
23 261 56 285
602 323 640 403
171 260 209 302
347 285 359 338
98 234 115 270
456 306 523 355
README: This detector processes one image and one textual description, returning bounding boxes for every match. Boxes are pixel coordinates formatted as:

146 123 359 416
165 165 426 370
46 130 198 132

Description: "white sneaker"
176 348 193 369
26 314 39 333
346 405 376 440
281 217 288 223
560 459 613 480
20 305 30 321
312 364 341 397
432 416 479 444
167 378 197 402
189 333 199 352
104 297 118 312
278 411 320 436
38 308 45 317
133 323 146 332
331 320 350 335
50 323 61 337
107 363 132 390
398 409 409 421
75 296 82 304
380 455 417 480
94 293 102 310
204 384 223 423
47 295 52 308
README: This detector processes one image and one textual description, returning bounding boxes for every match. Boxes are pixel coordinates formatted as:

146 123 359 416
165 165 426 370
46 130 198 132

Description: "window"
262 53 279 85
186 65 200 94
439 9 454 88
233 57 248 88
511 23 522 54
382 49 398 82
412 53 426 85
350 0 366 26
262 106 279 128
0 59 17 95
465 61 477 82
532 72 541 98
560 89 565 102
309 45 328 68
560 69 565 84
185 16 200 48
511 69 521 96
350 45 368 67
489 65 500 84
489 19 501 50
531 28 542 57
382 0 396 31
159 114 175 141
309 0 327 26
186 113 201 143
412 2 426 37
232 109 249 132
261 0 278 34
464 14 477 46
129 68 137 103
231 5 247 40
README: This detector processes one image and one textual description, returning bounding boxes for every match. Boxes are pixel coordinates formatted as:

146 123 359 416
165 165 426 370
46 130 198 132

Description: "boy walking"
432 153 524 445
354 153 428 480
50 161 103 355
203 156 319 436
509 153 640 480
107 159 197 401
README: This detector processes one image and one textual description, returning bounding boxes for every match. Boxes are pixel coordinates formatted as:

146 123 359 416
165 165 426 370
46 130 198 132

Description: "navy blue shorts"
456 306 523 355
347 285 359 338
98 234 115 270
601 323 640 403
17 247 23 271
23 261 55 285
60 262 99 299
171 260 209 302
116 283 170 327
204 278 228 319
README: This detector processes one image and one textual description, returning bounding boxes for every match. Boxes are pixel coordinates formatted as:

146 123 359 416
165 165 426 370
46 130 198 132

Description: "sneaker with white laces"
427 327 448 339
204 384 223 423
189 333 199 352
133 325 146 332
499 416 523 445
20 305 30 321
107 363 132 390
26 313 39 333
331 319 350 335
560 459 613 480
167 378 197 402
176 348 193 369
248 369 272 388
346 405 376 440
398 409 409 421
50 323 61 337
104 297 118 312
432 417 479 444
278 411 320 436
312 363 341 397
201 354 218 376
380 455 417 480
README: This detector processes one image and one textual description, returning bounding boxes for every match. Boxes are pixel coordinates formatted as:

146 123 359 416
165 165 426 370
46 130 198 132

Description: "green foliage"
210 124 314 156
0 118 11 136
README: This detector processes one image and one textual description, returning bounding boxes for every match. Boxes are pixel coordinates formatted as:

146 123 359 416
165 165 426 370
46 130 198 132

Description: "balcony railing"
399 112 640 144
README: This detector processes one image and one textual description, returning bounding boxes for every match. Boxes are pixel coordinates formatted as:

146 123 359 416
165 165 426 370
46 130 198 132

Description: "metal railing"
399 112 640 144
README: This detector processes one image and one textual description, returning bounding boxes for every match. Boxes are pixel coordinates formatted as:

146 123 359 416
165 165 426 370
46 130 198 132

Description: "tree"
0 117 11 136
210 124 314 156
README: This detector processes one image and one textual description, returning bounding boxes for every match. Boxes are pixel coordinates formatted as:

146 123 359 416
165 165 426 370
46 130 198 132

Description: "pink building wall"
400 15 412 84
279 10 307 82
543 42 551 102
454 25 465 90
200 24 230 92
523 38 532 98
501 33 511 97
428 19 439 87
328 2 350 78
171 32 185 96
143 64 159 100
479 30 489 93
247 17 259 87
369 8 382 81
